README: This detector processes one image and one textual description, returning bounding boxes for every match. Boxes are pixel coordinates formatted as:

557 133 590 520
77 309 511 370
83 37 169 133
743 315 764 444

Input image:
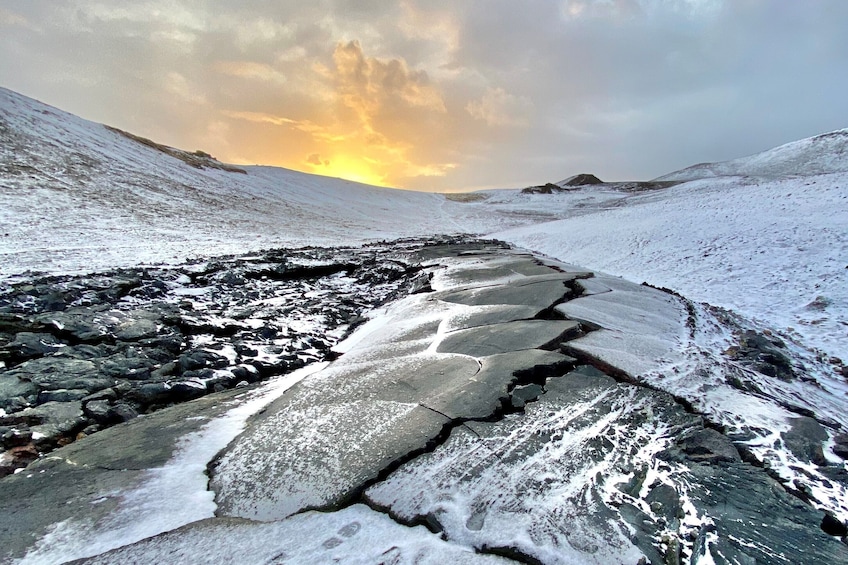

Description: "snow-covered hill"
656 128 848 181
0 87 477 278
2 86 846 364
484 172 848 362
3 87 848 564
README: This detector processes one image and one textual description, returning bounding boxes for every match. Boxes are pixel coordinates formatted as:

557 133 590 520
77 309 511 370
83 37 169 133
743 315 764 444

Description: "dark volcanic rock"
179 349 229 372
782 416 829 466
5 357 112 394
678 428 742 464
0 238 444 467
13 401 87 448
833 433 848 460
821 512 848 537
0 374 37 410
561 173 603 186
727 329 796 381
0 332 64 365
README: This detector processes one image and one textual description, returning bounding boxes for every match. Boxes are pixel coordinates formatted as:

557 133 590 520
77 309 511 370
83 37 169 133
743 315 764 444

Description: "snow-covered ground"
0 87 478 278
486 174 848 362
4 85 843 365
3 79 848 562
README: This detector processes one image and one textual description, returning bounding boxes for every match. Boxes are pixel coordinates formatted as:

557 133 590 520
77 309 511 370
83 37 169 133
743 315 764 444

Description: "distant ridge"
556 173 603 187
656 128 848 181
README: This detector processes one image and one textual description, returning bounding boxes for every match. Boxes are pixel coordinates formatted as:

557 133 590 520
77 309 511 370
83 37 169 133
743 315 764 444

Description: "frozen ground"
486 174 848 363
2 86 847 562
7 243 845 564
2 86 845 367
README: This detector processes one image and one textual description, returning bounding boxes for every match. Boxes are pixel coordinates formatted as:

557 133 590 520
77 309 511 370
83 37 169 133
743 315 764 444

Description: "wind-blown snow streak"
18 363 327 565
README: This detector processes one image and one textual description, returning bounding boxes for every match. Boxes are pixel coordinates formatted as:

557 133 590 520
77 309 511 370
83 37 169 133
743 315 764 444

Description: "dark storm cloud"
1 1 846 189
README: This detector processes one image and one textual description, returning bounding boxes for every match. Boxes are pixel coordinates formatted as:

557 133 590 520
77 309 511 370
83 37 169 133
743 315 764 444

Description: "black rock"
0 332 64 364
678 429 741 464
821 512 848 537
37 389 89 404
170 379 208 401
179 350 229 372
728 330 796 381
2 428 32 449
646 483 681 523
0 374 38 410
782 417 829 466
129 383 173 406
83 399 112 423
109 402 138 422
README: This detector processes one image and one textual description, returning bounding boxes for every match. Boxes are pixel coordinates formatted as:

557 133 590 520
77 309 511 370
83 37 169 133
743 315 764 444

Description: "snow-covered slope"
486 173 848 362
0 87 468 278
657 128 848 181
2 86 846 364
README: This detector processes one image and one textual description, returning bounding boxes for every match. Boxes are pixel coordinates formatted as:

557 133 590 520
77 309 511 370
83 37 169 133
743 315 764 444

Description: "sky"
1 0 847 191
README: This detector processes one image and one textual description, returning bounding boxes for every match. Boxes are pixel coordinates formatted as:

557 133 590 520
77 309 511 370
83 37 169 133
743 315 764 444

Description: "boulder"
782 417 829 466
4 357 112 393
678 429 741 464
0 374 38 410
0 332 65 364
83 399 137 424
115 318 159 341
37 389 89 404
16 401 87 447
726 330 795 381
179 349 230 372
34 309 109 342
832 433 848 460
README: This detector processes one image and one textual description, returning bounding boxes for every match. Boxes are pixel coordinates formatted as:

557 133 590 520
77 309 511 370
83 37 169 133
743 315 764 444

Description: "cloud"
0 8 37 30
306 153 327 166
164 72 208 105
214 61 287 84
466 87 532 127
1 1 847 190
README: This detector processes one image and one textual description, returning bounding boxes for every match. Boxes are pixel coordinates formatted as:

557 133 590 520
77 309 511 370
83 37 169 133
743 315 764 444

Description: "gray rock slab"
0 388 244 562
437 319 580 357
555 275 685 336
408 244 512 262
435 256 560 286
366 368 700 564
556 276 688 378
281 354 480 407
425 350 573 419
367 364 848 564
210 402 449 521
444 304 541 331
437 275 574 310
75 505 509 565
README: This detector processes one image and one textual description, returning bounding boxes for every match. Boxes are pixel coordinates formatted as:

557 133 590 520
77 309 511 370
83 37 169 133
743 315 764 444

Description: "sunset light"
2 2 846 191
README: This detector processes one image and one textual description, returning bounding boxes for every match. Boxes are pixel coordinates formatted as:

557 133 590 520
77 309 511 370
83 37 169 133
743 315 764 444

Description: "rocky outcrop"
0 240 439 476
2 240 846 564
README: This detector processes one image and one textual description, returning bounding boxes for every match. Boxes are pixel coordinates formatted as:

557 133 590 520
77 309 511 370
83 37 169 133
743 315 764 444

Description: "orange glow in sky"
3 2 845 191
